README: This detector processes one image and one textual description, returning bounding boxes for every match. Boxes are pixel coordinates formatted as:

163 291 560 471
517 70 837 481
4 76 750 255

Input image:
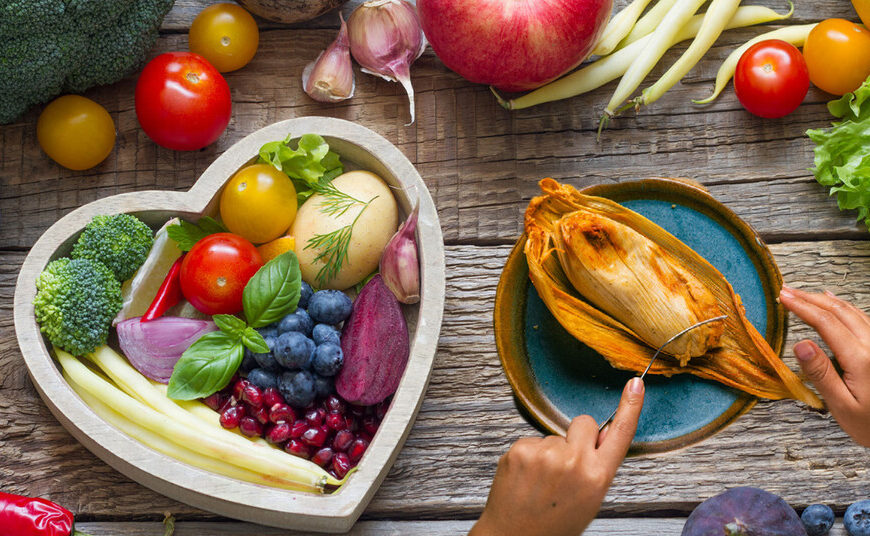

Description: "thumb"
793 340 854 411
598 377 644 468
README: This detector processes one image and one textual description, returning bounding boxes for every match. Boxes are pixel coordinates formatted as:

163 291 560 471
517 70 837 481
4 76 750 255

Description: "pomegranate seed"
362 415 379 437
266 422 292 444
290 420 308 439
241 384 264 408
219 396 237 414
346 416 358 432
270 403 295 424
333 452 351 479
285 439 310 459
239 416 263 437
302 426 328 448
202 393 224 411
263 387 284 407
326 411 345 431
311 447 334 468
375 400 389 420
251 406 270 425
358 431 373 443
219 405 244 429
233 379 250 400
333 429 354 452
348 404 366 418
325 395 345 413
348 438 369 463
320 424 332 441
305 408 326 427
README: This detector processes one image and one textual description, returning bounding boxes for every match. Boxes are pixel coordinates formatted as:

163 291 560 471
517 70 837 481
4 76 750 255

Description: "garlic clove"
347 0 425 124
380 203 420 304
302 15 355 103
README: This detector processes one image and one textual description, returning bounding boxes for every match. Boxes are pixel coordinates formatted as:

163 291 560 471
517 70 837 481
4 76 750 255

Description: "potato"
292 170 398 290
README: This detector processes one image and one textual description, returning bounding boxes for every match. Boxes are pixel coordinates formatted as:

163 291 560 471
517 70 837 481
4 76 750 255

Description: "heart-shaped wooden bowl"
13 117 445 532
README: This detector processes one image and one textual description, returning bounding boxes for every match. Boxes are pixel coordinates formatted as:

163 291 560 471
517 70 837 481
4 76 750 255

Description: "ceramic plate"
14 117 445 532
494 178 785 454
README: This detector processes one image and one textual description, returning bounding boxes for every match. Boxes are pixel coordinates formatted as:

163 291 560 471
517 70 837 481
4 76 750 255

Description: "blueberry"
274 331 315 370
845 500 870 536
299 281 313 309
240 350 258 373
253 335 281 372
246 368 278 391
312 323 341 346
279 308 313 336
279 369 316 408
314 374 334 397
308 290 353 325
802 504 834 536
312 343 344 377
257 325 279 339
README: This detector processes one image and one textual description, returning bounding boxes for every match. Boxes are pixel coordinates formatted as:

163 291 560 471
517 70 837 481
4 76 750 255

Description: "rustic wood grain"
74 518 853 535
2 241 868 522
0 0 862 250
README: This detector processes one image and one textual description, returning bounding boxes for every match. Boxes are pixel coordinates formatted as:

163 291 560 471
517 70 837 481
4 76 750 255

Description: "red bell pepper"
141 255 184 322
0 491 91 536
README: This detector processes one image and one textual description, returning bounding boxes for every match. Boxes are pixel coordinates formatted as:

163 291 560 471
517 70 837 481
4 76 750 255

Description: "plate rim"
13 117 446 532
494 177 788 454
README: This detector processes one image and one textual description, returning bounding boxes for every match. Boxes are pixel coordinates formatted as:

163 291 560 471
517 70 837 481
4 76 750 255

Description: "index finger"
598 378 645 469
780 287 864 369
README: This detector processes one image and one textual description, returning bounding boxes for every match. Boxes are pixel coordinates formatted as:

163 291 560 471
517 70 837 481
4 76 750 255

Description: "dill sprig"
310 180 366 218
306 194 379 287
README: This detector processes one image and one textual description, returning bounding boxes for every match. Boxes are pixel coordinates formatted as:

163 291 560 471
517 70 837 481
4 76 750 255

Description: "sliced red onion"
116 317 217 383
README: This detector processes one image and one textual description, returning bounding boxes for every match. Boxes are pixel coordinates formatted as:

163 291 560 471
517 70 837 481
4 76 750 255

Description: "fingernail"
781 283 793 290
824 290 837 298
793 341 816 362
780 286 794 299
629 377 644 394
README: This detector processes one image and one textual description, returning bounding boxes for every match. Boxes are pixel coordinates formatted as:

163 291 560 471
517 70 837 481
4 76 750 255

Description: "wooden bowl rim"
13 117 446 533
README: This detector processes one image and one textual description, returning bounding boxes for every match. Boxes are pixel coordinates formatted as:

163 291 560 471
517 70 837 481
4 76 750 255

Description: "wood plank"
73 518 854 535
2 241 869 520
0 0 864 249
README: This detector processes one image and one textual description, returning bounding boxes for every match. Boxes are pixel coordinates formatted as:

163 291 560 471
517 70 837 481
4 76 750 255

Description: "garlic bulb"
347 0 426 124
379 203 420 304
302 15 355 103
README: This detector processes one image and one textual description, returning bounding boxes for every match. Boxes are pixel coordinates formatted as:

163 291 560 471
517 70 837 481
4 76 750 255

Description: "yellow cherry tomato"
188 3 259 73
37 95 115 170
854 0 870 28
803 18 870 96
220 164 297 244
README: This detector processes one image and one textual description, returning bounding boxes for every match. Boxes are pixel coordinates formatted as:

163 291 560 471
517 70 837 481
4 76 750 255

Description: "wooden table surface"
2 0 868 534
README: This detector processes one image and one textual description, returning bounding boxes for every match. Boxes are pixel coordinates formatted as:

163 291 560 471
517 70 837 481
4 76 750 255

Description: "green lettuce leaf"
257 133 344 203
807 76 870 230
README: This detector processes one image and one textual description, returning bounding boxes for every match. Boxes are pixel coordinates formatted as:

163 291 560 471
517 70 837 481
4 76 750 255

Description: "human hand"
779 285 870 447
469 377 645 536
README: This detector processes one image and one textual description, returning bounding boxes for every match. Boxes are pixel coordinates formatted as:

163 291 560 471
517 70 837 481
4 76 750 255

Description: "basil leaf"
167 331 244 400
166 218 228 252
243 250 302 328
213 314 246 337
242 327 269 353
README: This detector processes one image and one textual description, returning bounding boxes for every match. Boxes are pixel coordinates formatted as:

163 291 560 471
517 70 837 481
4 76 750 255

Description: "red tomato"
734 40 809 119
180 233 262 315
135 52 232 151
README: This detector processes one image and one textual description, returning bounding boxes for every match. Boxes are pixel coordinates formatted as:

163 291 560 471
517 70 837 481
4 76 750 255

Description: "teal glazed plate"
494 178 786 454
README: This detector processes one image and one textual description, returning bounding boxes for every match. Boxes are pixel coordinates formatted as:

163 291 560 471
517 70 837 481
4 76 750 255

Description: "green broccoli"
34 257 122 356
0 0 175 124
71 214 154 282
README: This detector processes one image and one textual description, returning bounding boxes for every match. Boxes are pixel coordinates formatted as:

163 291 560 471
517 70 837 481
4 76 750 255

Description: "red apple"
418 0 613 92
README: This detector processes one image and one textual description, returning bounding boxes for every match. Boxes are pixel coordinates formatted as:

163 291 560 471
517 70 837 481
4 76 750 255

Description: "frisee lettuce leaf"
257 133 344 205
807 76 870 229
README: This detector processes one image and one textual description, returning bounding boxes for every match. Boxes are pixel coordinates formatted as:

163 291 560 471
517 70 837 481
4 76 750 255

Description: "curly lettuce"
807 77 870 229
257 133 344 205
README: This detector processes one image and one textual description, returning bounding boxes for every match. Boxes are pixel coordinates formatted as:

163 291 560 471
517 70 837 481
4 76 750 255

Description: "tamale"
554 211 723 365
525 178 822 409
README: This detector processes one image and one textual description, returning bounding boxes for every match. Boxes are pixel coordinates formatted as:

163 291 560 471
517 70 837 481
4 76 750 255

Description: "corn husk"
525 178 822 409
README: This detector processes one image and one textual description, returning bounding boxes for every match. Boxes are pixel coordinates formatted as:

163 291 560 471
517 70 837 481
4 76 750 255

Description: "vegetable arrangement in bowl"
30 131 424 492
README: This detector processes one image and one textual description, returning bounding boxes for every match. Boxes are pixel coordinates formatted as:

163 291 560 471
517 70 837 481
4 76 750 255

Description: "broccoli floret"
71 214 153 282
34 257 122 356
0 0 175 124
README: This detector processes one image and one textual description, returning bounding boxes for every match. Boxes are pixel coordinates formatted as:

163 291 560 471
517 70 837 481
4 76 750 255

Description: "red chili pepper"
141 255 184 322
0 491 91 536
